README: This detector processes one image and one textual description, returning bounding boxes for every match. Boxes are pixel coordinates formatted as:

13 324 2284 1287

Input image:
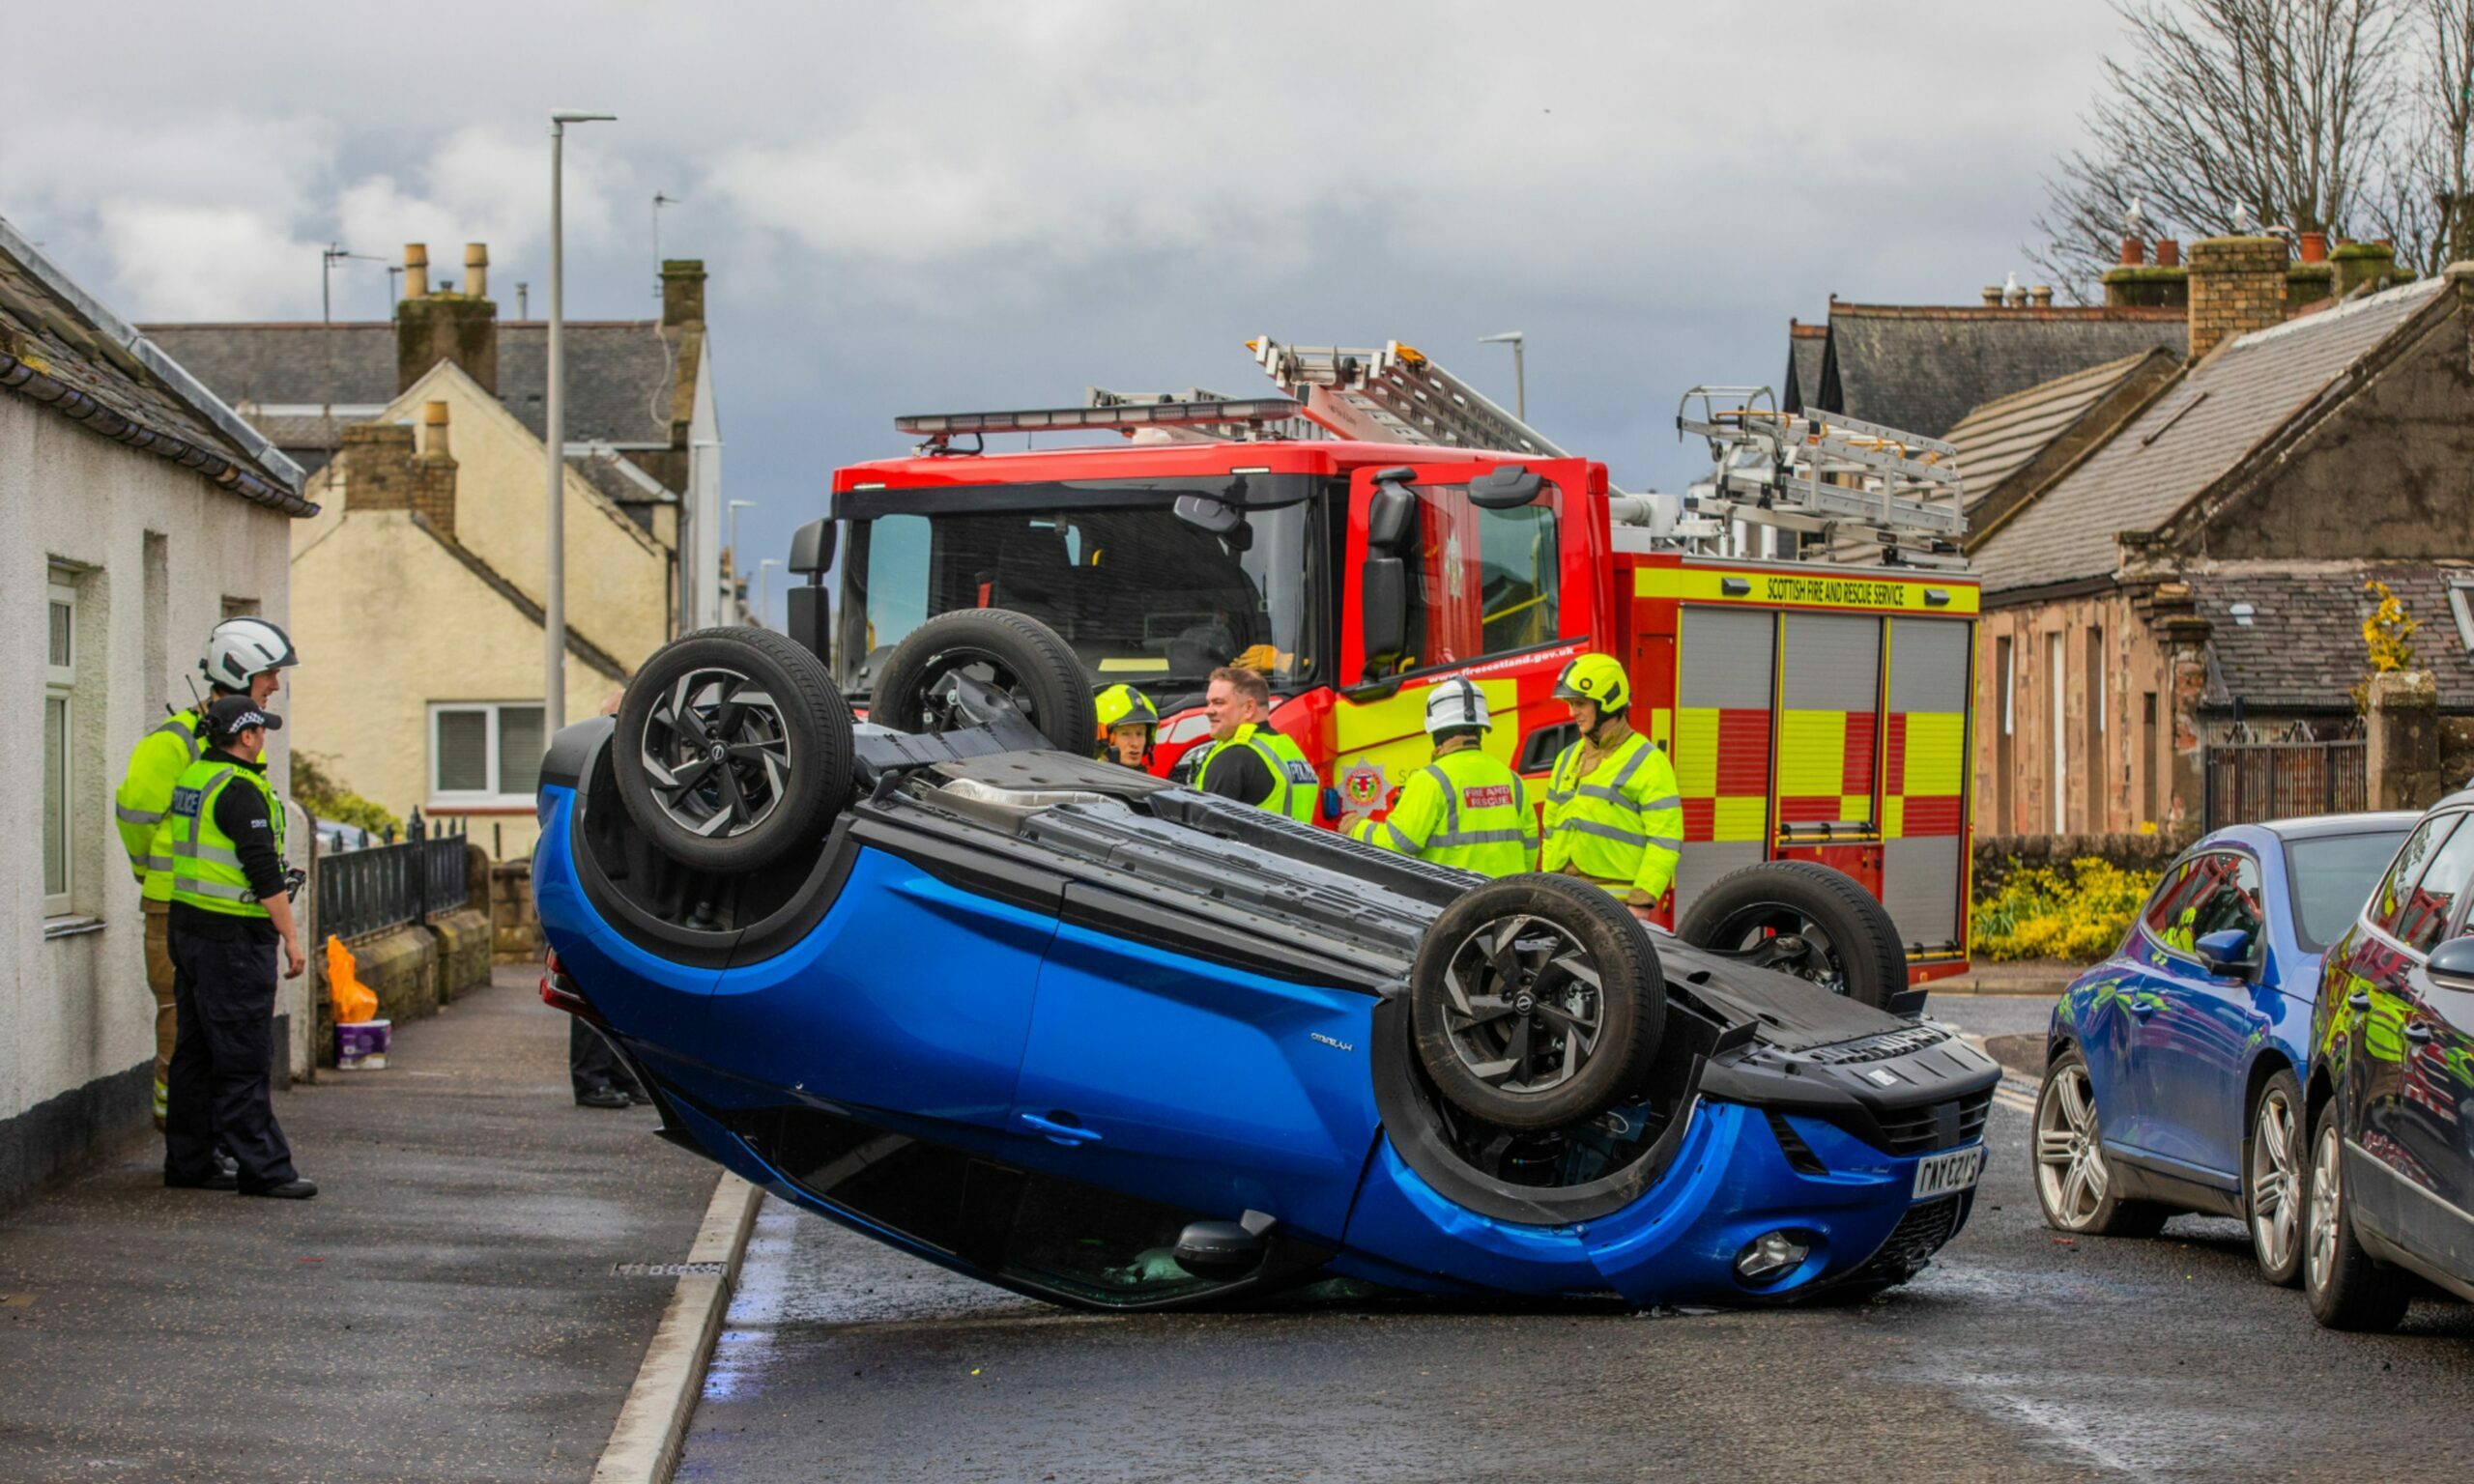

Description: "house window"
2449 580 2474 653
43 578 76 916
429 702 547 806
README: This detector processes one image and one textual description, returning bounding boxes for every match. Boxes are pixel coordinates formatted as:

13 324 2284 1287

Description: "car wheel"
871 609 1097 756
1675 860 1907 1009
2303 1099 2410 1331
2032 1048 2168 1237
612 627 854 874
1409 873 1666 1130
2243 1069 2306 1287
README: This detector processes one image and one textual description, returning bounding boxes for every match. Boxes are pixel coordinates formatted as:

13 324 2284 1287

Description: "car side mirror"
2195 928 2258 980
787 517 837 576
1469 464 1543 509
1361 557 1407 671
2429 935 2474 992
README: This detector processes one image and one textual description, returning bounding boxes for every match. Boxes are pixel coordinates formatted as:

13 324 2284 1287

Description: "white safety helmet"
199 617 300 692
1423 676 1491 735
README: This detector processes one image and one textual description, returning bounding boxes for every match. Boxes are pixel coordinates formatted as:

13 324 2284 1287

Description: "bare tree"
2032 0 2402 296
2368 0 2474 272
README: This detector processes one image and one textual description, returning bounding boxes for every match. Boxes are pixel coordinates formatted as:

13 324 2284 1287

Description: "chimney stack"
414 402 459 538
2155 239 2181 268
422 399 450 458
395 241 498 394
660 259 706 328
2186 235 2288 359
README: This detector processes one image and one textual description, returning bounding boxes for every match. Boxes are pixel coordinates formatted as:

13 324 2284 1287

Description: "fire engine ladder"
893 392 1309 451
1676 386 1967 568
1248 338 1566 458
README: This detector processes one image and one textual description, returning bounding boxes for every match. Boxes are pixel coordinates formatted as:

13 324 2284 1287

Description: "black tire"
1676 861 1907 1009
2031 1048 2171 1238
1409 873 1667 1130
612 627 853 874
2243 1069 2307 1288
2303 1098 2410 1331
871 610 1097 756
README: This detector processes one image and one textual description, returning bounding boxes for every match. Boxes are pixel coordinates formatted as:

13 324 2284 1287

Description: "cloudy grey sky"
5 0 2125 622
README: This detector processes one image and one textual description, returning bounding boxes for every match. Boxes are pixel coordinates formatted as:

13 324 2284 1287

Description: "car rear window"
2284 829 2413 953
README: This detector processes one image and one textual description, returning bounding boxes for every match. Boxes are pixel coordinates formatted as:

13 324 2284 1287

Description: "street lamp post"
545 108 616 736
728 499 757 620
757 559 781 630
1479 331 1526 423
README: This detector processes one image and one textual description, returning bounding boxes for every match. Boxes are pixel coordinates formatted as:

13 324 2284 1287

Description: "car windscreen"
2284 828 2414 952
834 479 1326 700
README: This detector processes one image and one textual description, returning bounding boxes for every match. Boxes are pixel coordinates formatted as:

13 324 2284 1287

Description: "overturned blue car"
532 612 1999 1311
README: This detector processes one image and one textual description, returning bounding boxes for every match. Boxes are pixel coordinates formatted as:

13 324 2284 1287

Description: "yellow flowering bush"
1971 856 2160 963
2361 580 2419 674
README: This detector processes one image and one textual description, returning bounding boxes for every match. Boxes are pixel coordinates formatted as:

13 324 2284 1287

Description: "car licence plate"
1912 1146 1984 1199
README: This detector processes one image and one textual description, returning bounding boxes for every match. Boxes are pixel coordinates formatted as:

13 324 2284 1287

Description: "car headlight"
1735 1230 1811 1285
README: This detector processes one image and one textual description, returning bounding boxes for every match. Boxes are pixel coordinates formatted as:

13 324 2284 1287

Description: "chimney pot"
2119 236 2146 267
404 243 429 300
1982 286 2004 306
2029 284 2055 308
463 243 489 298
2155 239 2181 268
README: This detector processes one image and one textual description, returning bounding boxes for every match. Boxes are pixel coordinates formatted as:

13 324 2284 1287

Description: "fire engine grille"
1866 1088 1994 1156
1799 1024 1950 1065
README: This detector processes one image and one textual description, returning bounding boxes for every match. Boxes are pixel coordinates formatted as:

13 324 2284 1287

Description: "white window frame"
2448 580 2474 655
43 578 76 917
427 701 548 808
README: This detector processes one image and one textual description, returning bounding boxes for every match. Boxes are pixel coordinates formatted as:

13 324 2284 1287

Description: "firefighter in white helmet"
1346 677 1538 876
113 618 299 1130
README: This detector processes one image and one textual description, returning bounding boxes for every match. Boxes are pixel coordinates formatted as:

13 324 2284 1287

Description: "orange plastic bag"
326 934 378 1024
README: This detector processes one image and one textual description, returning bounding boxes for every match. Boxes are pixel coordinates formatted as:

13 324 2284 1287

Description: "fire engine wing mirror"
788 517 837 576
1361 556 1408 667
1366 486 1416 551
1469 465 1544 509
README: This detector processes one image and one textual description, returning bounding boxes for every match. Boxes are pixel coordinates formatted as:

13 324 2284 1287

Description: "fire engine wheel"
612 627 855 874
1410 873 1666 1131
1676 861 1907 1009
871 609 1098 756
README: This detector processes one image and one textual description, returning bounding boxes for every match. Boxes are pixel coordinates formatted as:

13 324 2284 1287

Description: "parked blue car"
536 616 2000 1311
2034 813 2415 1286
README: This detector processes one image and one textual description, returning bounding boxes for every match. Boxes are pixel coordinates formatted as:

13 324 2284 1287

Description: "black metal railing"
2202 740 2367 831
315 826 471 942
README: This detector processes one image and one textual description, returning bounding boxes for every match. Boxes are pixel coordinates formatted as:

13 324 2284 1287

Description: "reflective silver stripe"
1607 741 1654 791
1573 784 1640 811
169 876 256 902
117 803 165 825
1382 821 1417 853
144 854 175 872
150 717 201 763
1563 818 1650 846
177 841 245 868
1424 764 1459 839
1431 828 1530 846
1643 836 1683 853
1544 788 1576 807
1636 794 1683 813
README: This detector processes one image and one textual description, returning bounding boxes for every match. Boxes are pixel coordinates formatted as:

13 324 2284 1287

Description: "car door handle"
2405 1022 2434 1044
2347 991 2372 1011
1020 1112 1104 1146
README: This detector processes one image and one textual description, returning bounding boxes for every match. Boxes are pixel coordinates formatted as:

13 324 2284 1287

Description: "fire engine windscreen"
833 478 1328 700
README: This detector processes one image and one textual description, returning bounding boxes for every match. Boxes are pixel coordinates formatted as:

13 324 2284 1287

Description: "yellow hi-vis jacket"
1194 723 1319 823
114 707 204 901
1347 745 1538 877
1541 730 1684 904
165 756 286 918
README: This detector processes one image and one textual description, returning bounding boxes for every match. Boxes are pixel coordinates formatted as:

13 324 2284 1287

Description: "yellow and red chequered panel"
1884 710 1965 840
1677 706 1770 842
1777 709 1874 825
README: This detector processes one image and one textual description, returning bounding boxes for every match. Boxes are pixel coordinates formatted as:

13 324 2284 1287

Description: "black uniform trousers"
163 928 297 1188
569 1016 646 1099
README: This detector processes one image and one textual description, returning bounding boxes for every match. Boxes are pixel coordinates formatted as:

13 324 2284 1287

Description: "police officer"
1346 677 1538 876
1094 684 1159 768
163 698 315 1199
1540 654 1684 921
114 618 299 1129
1193 666 1316 822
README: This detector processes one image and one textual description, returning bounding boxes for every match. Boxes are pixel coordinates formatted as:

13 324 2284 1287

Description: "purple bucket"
335 1018 391 1070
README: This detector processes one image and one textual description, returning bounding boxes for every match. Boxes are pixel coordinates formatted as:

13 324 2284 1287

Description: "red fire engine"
786 346 1979 982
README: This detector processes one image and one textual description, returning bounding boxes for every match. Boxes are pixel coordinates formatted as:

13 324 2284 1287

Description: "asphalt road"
676 995 2474 1484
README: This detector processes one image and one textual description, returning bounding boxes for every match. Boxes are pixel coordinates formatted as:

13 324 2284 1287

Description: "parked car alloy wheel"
2243 1070 2306 1286
2303 1100 2410 1330
2033 1049 2166 1237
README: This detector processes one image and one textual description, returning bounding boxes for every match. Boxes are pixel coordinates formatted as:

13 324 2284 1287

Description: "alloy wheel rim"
2250 1089 2299 1272
1706 905 1848 995
638 666 792 841
1438 915 1605 1096
2034 1064 2110 1228
2307 1119 2342 1295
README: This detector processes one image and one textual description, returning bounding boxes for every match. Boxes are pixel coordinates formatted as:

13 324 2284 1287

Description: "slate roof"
140 318 682 462
1813 302 2186 438
0 218 307 511
1974 278 2450 594
1948 353 2155 506
1782 321 1826 412
2193 564 2474 712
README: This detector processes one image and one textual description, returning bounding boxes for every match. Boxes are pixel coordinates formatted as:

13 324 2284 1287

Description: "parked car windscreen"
2284 828 2415 952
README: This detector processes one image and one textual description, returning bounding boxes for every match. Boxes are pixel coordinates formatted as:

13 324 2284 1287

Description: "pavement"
0 966 718 1484
676 993 2474 1484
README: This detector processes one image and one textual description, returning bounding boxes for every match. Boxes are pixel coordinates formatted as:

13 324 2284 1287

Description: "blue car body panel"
537 728 2000 1309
